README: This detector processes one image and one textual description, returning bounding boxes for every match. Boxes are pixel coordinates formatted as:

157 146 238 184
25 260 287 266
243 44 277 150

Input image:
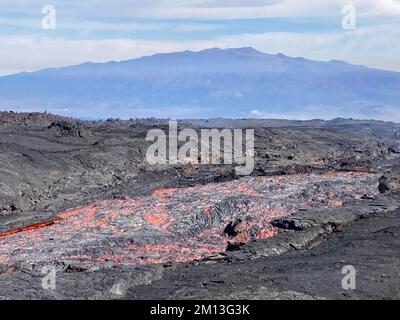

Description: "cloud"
2 0 400 20
76 0 399 20
204 23 400 72
1 19 400 76
173 23 221 32
0 35 207 75
0 1 399 75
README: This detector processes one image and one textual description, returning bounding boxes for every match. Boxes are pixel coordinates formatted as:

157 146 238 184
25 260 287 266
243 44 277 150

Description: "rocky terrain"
0 111 400 300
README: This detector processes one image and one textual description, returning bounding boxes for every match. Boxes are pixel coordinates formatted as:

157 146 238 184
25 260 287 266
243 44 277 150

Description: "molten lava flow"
0 171 379 268
153 188 177 197
0 221 60 238
143 210 170 225
331 200 344 208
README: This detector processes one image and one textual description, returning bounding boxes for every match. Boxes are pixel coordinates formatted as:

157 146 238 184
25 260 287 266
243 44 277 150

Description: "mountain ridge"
0 47 399 120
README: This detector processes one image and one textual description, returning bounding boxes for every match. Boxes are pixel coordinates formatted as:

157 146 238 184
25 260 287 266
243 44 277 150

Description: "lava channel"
0 171 378 267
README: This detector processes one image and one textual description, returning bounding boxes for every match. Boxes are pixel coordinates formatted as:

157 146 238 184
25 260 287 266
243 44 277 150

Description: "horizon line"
2 46 399 78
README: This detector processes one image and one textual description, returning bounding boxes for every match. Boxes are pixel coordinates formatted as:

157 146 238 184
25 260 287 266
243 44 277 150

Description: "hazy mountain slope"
0 47 399 119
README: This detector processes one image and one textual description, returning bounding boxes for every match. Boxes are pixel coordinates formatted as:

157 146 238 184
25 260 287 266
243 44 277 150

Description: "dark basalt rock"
271 218 304 231
379 174 400 194
48 121 86 138
389 143 400 154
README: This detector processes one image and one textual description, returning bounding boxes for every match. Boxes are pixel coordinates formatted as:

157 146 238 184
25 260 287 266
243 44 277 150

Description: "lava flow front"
0 172 377 267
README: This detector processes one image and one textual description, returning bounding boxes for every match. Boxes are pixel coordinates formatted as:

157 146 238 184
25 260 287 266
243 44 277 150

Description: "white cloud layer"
0 0 399 74
1 20 400 76
1 0 400 19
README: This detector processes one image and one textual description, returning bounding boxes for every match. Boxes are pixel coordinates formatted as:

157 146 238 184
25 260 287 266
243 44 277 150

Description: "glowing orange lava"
0 221 60 238
0 171 378 268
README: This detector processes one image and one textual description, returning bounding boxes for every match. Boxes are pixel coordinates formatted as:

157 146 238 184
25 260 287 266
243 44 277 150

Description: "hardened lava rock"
379 174 400 194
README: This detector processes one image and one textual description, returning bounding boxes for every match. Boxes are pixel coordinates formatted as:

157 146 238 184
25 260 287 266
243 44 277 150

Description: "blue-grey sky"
0 0 400 75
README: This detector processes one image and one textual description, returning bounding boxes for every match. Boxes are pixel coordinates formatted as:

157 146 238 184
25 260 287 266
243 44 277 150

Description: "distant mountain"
0 47 400 120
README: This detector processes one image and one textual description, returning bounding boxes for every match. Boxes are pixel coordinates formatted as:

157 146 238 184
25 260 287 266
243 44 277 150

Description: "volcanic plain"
0 112 399 300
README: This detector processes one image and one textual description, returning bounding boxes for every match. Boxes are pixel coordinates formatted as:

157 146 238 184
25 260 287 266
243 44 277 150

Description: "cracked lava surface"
0 172 378 268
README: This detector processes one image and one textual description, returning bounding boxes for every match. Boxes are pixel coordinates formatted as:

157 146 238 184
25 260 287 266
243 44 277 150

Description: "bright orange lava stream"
0 221 60 238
